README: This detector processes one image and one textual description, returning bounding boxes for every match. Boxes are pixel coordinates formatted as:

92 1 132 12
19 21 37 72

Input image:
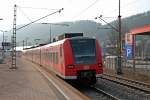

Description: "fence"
104 55 150 77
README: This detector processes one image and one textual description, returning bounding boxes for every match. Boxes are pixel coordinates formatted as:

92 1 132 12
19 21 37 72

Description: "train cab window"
70 39 96 64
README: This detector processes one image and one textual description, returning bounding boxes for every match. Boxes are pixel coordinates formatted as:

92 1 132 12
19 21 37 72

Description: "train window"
46 50 48 59
50 52 52 62
55 52 58 64
51 52 53 62
54 52 56 64
70 39 96 64
51 53 53 62
51 52 58 64
53 52 55 63
60 46 62 57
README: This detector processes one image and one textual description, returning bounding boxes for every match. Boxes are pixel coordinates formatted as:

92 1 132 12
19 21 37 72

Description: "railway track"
90 86 120 100
64 73 150 100
98 74 150 94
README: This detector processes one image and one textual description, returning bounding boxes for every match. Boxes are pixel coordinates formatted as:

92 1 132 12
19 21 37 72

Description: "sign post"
125 33 133 59
125 44 133 60
125 33 135 71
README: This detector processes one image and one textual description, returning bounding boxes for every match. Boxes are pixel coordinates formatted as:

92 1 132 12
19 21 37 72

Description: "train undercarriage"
77 70 97 85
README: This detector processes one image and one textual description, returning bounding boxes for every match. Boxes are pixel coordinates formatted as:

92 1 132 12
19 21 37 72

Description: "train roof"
68 36 96 40
44 39 66 47
23 37 96 51
58 33 83 40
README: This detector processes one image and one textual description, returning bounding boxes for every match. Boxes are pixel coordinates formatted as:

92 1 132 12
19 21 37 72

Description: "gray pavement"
0 58 66 100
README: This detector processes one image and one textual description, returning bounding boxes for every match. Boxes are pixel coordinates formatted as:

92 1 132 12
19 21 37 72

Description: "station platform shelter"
125 25 150 70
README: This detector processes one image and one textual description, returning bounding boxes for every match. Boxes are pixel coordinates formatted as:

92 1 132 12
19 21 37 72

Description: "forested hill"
0 11 150 46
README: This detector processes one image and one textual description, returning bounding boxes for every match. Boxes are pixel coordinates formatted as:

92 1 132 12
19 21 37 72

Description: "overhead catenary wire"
16 8 64 31
71 0 141 22
17 7 33 23
18 6 60 11
72 0 100 20
16 5 62 30
95 0 143 26
95 16 119 32
104 0 142 16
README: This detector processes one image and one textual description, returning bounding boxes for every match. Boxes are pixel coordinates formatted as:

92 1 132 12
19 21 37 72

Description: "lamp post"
42 23 69 43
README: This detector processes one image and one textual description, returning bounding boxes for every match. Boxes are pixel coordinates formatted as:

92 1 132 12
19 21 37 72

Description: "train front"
64 37 103 84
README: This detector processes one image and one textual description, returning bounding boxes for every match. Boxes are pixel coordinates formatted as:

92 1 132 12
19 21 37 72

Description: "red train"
23 35 103 84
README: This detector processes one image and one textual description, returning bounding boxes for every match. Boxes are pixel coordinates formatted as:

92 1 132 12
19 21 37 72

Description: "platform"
0 57 66 100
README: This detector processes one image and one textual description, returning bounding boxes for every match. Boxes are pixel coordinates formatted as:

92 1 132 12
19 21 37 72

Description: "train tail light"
98 63 102 67
67 65 74 68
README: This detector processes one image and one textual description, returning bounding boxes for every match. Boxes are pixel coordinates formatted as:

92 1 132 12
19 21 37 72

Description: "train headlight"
98 63 102 67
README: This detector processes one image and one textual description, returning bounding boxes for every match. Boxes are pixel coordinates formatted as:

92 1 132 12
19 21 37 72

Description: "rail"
91 86 120 100
98 74 150 93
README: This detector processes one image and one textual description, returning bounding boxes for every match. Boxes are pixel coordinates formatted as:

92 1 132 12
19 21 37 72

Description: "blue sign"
125 44 133 60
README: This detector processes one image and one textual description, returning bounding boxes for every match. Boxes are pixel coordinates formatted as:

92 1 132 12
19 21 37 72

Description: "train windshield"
70 39 96 64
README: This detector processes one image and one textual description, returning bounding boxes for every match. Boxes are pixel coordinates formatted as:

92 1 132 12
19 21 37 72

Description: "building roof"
130 25 150 35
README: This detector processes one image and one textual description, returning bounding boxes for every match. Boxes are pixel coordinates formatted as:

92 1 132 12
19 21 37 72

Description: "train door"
60 45 64 74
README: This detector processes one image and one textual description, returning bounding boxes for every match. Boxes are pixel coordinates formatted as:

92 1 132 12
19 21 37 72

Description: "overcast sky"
0 0 149 32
